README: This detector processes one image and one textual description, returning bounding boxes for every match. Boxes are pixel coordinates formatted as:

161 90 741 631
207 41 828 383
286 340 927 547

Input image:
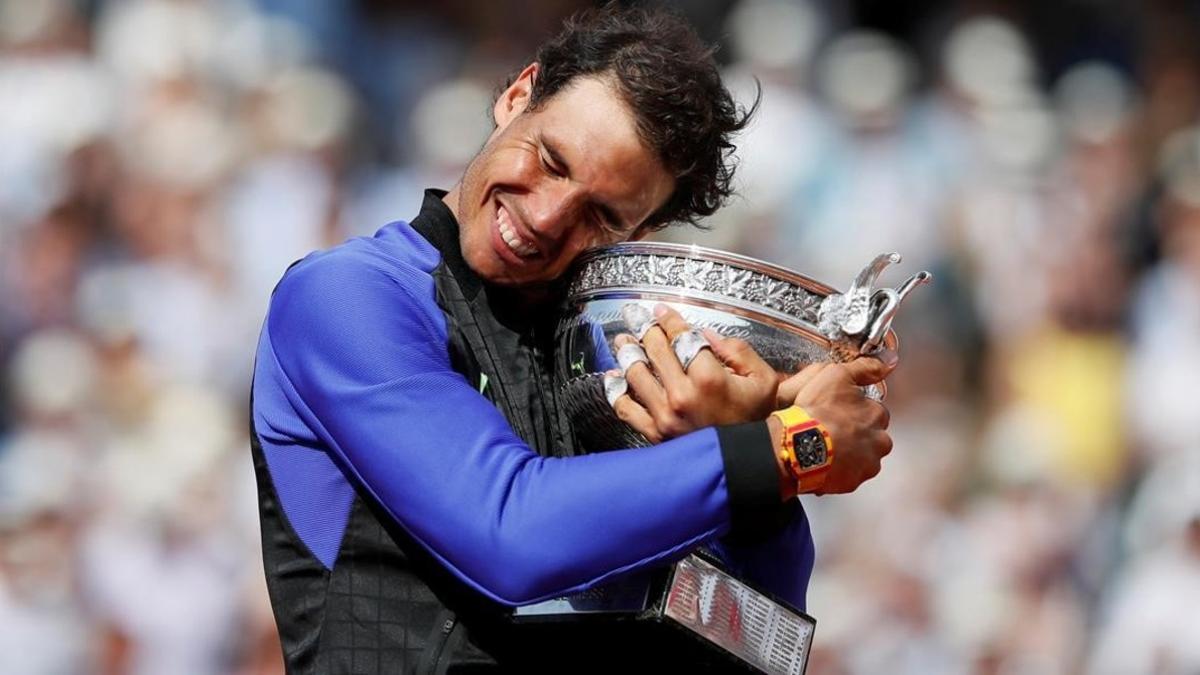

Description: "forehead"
530 76 673 222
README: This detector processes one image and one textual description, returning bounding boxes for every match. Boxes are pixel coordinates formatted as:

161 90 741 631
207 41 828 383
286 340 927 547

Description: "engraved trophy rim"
566 241 874 349
570 241 842 298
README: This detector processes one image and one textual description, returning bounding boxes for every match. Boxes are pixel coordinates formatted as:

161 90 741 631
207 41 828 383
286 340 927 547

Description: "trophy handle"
829 252 901 336
860 270 933 355
851 252 903 296
819 253 931 350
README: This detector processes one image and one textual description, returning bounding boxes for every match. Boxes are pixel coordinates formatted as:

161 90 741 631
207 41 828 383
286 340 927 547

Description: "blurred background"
1 0 1198 673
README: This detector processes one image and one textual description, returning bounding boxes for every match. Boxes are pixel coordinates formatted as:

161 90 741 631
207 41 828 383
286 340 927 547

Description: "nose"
524 181 583 243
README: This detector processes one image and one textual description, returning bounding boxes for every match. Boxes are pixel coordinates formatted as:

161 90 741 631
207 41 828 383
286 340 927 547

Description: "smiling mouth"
496 202 539 258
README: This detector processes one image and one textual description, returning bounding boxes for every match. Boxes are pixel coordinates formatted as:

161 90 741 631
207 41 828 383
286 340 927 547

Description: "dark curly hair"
508 4 758 230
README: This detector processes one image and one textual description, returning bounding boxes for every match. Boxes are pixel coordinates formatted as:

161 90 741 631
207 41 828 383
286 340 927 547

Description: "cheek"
481 145 541 189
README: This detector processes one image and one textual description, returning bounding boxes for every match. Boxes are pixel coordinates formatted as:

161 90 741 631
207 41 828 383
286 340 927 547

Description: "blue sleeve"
590 318 619 372
260 248 783 606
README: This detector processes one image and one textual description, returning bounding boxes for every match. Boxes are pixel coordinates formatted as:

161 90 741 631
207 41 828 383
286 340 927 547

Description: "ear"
494 63 539 130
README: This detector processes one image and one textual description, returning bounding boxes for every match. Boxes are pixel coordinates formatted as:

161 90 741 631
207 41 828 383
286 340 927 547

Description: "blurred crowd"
1 0 1198 673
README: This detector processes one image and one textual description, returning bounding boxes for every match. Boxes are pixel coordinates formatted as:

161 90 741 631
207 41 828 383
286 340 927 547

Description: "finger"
603 370 628 406
702 329 774 380
621 303 658 340
614 335 670 416
613 334 649 374
672 326 723 376
640 321 689 391
841 353 897 386
611 390 662 444
777 362 830 404
875 430 894 457
679 348 729 398
652 303 693 341
870 401 891 430
874 348 900 369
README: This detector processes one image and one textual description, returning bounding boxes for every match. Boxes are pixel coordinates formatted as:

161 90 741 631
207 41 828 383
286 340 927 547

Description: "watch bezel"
791 427 829 470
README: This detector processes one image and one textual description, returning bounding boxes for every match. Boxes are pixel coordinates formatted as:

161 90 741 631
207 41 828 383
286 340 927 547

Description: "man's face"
445 65 675 288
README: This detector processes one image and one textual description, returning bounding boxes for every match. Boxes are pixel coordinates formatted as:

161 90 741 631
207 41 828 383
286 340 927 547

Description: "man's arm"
255 247 785 607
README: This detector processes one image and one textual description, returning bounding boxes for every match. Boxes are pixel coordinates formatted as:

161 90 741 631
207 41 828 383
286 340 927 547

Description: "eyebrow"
542 135 633 232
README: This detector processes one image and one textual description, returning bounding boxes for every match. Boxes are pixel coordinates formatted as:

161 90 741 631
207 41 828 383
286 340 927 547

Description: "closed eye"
592 205 625 235
540 145 566 178
540 135 631 236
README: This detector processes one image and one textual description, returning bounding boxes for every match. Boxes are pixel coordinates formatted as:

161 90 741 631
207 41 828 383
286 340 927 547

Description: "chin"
481 260 560 290
462 241 528 286
463 222 551 288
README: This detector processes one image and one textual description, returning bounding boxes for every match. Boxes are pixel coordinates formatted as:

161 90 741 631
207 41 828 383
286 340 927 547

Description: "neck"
502 283 556 307
441 185 462 222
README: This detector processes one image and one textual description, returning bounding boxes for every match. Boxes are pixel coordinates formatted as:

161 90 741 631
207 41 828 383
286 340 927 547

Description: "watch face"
791 429 828 469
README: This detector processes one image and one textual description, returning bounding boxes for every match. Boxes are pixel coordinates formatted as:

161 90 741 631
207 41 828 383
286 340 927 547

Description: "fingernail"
701 328 721 343
653 303 669 317
614 334 633 347
603 371 628 406
616 343 648 373
622 304 655 337
879 349 899 368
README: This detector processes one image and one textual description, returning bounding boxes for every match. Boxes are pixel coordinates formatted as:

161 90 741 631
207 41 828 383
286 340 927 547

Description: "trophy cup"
515 243 930 674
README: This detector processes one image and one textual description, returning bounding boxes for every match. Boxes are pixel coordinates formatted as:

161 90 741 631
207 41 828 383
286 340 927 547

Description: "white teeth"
497 205 537 257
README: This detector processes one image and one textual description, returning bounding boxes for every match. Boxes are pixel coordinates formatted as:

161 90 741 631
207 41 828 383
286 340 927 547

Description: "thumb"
841 350 898 386
702 329 772 379
777 362 828 405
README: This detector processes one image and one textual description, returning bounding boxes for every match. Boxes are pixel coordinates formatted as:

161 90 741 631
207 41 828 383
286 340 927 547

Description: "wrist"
714 421 797 539
766 414 798 500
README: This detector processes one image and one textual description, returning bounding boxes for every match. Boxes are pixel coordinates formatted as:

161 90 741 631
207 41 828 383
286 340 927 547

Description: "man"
250 6 894 673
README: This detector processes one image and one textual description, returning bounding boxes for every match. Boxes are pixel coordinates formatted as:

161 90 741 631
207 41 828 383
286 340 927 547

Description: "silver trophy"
516 244 931 674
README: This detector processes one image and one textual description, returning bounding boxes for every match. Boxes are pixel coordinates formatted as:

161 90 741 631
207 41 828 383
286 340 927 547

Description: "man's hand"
777 353 898 495
609 304 778 442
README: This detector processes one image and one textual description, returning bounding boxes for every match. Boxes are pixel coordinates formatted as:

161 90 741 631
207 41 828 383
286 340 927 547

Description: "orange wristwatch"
770 406 835 493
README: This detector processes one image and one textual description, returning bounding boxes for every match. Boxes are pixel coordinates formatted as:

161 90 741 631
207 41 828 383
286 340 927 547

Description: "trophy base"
514 552 815 675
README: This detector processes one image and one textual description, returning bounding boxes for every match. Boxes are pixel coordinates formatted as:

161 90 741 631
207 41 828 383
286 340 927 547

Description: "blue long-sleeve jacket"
249 190 814 670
